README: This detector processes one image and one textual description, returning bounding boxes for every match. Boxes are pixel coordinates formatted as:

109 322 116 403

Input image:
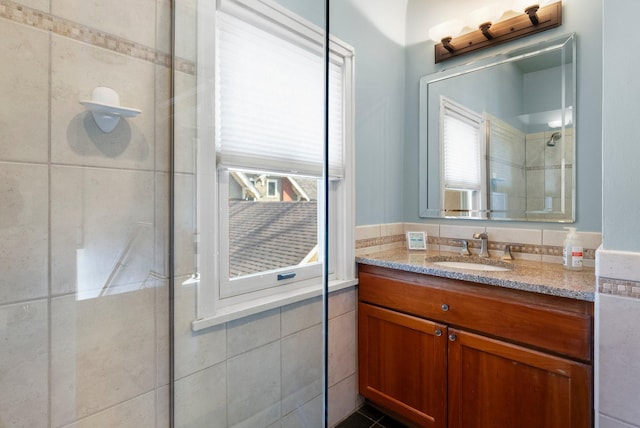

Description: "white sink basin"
433 261 512 272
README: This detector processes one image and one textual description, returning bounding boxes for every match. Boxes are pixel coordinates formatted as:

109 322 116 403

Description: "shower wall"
0 0 171 426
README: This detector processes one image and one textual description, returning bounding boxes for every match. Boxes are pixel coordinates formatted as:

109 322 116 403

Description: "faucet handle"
473 232 488 239
458 239 471 256
502 244 514 261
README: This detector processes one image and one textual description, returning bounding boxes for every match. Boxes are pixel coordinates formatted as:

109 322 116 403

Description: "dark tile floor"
335 404 408 428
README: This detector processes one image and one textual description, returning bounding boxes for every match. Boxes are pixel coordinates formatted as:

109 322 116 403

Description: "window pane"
228 171 319 278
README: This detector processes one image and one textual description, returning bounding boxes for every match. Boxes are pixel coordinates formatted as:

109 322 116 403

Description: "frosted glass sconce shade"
468 3 504 28
80 87 141 133
428 20 465 43
512 0 552 12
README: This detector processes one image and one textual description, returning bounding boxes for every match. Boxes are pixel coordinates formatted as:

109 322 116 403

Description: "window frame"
219 169 325 299
439 96 488 217
192 0 357 330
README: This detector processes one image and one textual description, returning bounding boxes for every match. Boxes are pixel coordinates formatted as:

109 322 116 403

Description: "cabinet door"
448 328 592 428
359 302 447 428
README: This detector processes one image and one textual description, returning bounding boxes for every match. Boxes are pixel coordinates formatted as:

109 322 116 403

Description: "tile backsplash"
356 222 601 268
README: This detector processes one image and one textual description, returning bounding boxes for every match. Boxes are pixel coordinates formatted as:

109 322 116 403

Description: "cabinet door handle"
448 333 457 342
441 304 449 312
434 329 442 337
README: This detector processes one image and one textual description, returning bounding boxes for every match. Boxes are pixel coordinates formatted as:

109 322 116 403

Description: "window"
440 96 487 216
266 179 278 198
193 0 356 329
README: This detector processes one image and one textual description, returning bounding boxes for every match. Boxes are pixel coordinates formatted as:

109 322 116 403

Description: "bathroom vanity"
356 250 594 428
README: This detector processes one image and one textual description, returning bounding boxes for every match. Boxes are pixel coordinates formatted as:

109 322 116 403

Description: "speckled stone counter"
356 248 596 302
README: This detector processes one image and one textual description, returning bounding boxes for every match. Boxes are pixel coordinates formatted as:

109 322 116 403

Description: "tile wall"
0 0 172 426
525 129 574 221
172 281 359 428
596 250 640 428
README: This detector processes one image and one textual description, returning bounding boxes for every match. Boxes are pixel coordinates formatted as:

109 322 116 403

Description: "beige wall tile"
50 290 157 426
14 0 50 10
0 163 48 303
173 173 197 277
156 385 171 427
155 279 170 388
173 71 198 174
281 395 322 428
0 299 48 427
51 35 156 170
227 341 282 427
65 391 156 428
52 0 158 48
50 166 156 297
486 227 541 243
0 21 49 163
598 294 640 426
327 374 358 427
328 311 356 387
154 172 170 277
381 222 403 236
156 0 172 55
174 362 227 428
173 279 226 380
440 224 484 240
281 295 322 337
329 287 356 320
598 414 638 428
281 325 322 415
174 0 198 62
355 224 381 241
227 307 281 358
155 65 172 173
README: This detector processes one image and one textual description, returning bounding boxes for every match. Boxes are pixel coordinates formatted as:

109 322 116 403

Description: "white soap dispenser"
562 227 583 271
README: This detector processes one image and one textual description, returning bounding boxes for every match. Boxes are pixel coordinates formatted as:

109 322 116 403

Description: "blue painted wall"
403 0 602 232
603 0 640 251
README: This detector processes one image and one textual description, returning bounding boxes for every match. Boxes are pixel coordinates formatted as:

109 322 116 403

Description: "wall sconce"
80 87 141 133
431 1 562 64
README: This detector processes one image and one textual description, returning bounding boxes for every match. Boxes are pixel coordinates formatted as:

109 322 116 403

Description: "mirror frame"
419 33 577 222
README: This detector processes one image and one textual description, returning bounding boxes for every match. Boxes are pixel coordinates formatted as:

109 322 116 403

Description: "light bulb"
512 0 552 12
468 3 504 27
428 19 465 43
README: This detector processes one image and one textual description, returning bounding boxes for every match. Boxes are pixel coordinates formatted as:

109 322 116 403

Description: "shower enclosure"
0 0 358 426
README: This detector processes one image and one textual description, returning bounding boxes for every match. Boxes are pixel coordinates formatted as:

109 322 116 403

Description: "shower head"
546 131 561 147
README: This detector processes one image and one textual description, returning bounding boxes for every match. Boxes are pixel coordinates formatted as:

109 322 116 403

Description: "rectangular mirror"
419 33 576 222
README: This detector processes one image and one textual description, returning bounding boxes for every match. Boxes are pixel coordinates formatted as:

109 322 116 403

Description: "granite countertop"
356 248 596 302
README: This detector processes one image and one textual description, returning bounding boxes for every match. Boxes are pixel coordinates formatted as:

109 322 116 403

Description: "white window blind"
216 11 344 178
441 98 483 190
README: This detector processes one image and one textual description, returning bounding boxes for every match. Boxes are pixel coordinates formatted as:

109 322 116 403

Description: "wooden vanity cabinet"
358 264 594 428
359 302 448 427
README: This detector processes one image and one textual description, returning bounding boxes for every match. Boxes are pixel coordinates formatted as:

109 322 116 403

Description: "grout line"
46 15 53 427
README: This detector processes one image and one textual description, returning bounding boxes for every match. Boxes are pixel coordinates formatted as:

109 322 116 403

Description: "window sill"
190 278 358 331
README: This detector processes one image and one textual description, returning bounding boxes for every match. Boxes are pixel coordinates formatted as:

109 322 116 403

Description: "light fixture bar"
434 1 562 64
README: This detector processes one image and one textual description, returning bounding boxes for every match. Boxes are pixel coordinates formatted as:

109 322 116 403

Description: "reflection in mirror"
419 33 576 222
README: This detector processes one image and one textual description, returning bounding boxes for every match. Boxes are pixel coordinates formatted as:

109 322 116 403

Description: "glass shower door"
172 0 332 426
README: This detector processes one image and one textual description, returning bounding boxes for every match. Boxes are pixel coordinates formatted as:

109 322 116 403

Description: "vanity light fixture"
428 20 465 53
80 86 141 133
430 1 562 64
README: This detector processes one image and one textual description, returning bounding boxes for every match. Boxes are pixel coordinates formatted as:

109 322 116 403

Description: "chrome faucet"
472 232 490 258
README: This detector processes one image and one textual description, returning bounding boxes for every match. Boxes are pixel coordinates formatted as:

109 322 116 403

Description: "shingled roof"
229 200 318 277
